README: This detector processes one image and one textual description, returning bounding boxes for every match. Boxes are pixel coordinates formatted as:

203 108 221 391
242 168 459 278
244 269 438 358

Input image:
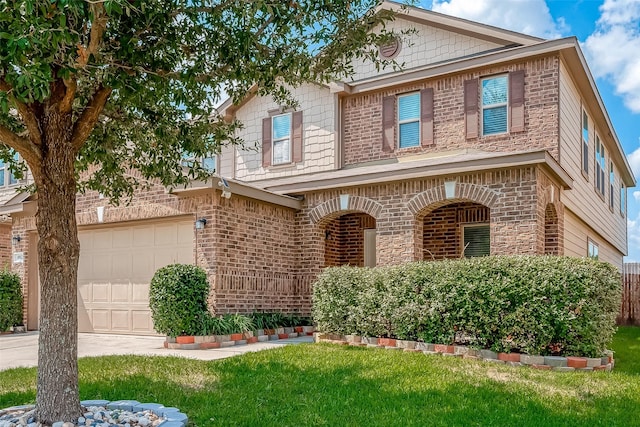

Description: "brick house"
0 2 635 335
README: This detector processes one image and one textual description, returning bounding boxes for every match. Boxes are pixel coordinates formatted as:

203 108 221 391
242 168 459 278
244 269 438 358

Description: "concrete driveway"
0 332 313 371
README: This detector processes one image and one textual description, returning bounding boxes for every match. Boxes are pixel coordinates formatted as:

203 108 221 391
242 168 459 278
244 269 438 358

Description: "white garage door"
77 218 194 335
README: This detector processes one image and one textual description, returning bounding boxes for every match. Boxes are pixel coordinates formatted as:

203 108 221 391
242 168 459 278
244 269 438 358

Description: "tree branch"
71 86 112 151
60 78 77 114
0 77 43 145
0 123 42 167
77 3 108 69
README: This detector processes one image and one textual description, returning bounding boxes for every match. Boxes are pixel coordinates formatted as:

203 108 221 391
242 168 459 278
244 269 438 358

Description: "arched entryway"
323 212 377 267
419 201 490 260
544 203 559 255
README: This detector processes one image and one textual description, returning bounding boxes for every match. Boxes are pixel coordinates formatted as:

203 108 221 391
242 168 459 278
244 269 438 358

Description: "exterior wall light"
195 218 207 230
12 235 21 245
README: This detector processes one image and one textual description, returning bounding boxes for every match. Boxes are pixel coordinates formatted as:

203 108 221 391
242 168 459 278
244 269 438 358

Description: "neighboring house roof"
0 190 32 215
255 149 573 195
172 174 303 210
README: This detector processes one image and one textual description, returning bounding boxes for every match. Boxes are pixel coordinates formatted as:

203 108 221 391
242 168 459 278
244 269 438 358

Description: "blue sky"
420 0 640 262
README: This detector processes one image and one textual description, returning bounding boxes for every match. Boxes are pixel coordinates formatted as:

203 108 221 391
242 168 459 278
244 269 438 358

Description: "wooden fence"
619 263 640 326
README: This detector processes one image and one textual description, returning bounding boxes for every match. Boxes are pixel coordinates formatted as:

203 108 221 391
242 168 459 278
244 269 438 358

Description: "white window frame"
581 109 589 176
609 162 615 211
481 74 509 136
181 152 217 173
595 135 605 197
621 183 626 217
0 152 20 188
587 239 599 260
272 113 292 165
397 92 421 149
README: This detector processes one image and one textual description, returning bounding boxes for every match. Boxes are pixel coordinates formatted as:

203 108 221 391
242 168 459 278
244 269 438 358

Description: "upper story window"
464 70 524 139
588 239 599 260
582 110 589 176
0 152 20 187
481 75 508 136
621 183 626 216
181 152 217 173
595 135 605 197
397 93 420 148
609 162 615 211
381 88 434 153
272 113 292 165
261 110 303 168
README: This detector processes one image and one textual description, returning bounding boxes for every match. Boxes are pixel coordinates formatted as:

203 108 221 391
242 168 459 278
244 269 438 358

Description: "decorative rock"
586 358 603 367
397 340 415 350
553 366 575 372
480 349 498 360
361 337 378 346
520 355 545 365
566 357 587 369
544 356 567 368
454 346 468 355
234 339 248 346
498 353 521 363
257 335 269 342
415 342 433 351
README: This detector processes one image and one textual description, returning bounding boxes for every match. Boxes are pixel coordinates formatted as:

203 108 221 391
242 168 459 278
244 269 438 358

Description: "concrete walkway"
0 332 314 371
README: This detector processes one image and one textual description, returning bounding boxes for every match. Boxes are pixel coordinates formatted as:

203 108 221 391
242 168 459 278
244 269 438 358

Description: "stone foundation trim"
313 333 614 372
164 326 315 350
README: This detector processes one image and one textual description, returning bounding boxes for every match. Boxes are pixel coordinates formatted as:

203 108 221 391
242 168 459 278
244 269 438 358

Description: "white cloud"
584 0 640 113
627 215 640 261
629 146 640 178
431 0 567 39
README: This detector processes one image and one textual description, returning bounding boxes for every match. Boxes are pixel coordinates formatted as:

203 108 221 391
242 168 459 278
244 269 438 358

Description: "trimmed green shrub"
312 256 621 357
149 264 209 337
0 270 23 332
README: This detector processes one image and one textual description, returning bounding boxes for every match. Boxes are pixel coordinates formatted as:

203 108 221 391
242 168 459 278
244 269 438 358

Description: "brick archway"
407 182 499 216
309 195 383 225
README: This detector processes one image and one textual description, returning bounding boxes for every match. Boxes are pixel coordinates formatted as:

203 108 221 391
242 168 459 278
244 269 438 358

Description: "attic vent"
378 37 402 60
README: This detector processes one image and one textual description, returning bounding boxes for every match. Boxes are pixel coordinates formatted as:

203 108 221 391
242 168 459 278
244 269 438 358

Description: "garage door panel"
92 256 111 279
91 310 110 331
154 250 182 270
155 224 176 245
178 223 193 244
132 311 152 332
92 283 110 303
111 283 129 303
112 253 133 278
132 283 149 303
132 227 154 247
78 219 193 335
110 310 130 331
112 229 132 248
93 230 113 249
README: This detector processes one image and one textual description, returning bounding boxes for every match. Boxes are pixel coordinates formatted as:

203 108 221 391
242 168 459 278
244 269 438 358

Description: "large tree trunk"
34 109 82 424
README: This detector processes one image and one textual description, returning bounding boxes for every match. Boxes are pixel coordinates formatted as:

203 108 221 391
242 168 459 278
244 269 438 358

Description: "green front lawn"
2 327 640 426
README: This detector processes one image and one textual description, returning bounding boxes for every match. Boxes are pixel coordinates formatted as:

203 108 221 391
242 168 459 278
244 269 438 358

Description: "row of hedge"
149 264 311 337
312 256 621 357
0 270 23 332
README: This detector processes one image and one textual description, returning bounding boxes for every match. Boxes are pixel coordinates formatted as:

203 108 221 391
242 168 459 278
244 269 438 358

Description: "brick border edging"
314 333 615 372
1 400 187 427
164 326 316 350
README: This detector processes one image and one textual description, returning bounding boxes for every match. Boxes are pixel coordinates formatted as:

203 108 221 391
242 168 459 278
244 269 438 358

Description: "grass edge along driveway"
1 327 640 427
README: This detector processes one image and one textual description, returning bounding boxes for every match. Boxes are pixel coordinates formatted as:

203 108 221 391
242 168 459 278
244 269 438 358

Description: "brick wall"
324 213 376 267
343 56 560 165
422 202 489 260
301 166 545 274
0 223 11 270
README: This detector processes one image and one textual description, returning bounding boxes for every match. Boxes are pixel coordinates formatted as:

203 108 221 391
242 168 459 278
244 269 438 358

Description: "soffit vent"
379 38 402 60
